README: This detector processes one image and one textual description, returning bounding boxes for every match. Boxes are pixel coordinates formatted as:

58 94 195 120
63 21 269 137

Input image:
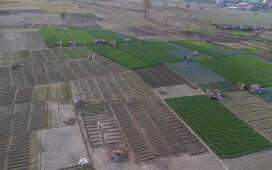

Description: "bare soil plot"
223 150 272 170
47 101 76 128
153 84 204 99
134 65 189 88
91 148 225 170
0 31 46 51
222 91 272 143
39 125 90 170
0 102 48 170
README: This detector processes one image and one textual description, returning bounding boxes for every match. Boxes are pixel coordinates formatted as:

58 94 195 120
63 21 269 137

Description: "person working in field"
184 56 193 62
89 52 95 61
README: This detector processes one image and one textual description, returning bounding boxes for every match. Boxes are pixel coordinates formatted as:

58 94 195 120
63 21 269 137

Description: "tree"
143 0 151 19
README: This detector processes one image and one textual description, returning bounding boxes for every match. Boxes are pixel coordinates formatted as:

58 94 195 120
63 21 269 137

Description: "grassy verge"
197 55 272 87
166 95 272 158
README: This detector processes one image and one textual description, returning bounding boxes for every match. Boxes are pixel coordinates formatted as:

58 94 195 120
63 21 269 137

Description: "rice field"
166 95 272 158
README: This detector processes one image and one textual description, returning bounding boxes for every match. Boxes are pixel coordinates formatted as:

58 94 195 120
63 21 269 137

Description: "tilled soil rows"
0 32 46 51
0 102 47 170
0 86 33 106
71 71 156 103
0 55 127 87
134 65 189 88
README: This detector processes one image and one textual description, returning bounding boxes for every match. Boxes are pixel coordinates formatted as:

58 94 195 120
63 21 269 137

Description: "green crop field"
40 26 96 47
89 41 183 69
166 95 272 158
89 45 149 69
40 27 135 48
197 55 272 87
171 40 234 58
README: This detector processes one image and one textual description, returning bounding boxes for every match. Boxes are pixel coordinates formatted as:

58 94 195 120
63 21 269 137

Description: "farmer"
89 52 95 61
74 98 79 108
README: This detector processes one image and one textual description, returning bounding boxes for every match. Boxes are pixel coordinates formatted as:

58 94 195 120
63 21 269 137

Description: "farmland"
88 41 183 69
198 55 272 87
171 40 234 58
40 26 135 48
1 0 272 169
222 91 272 143
166 95 272 158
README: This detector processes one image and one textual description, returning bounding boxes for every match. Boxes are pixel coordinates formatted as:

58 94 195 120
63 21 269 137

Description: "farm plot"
153 84 204 99
222 91 272 142
7 55 127 86
33 82 71 102
0 66 11 87
198 55 272 87
171 40 234 58
107 99 207 162
89 41 183 69
134 65 189 88
0 102 48 170
167 46 196 59
77 103 125 148
0 51 12 66
169 61 229 89
0 47 88 66
166 95 272 158
0 31 46 51
258 87 272 104
0 86 34 106
70 71 152 103
77 98 207 162
40 27 133 48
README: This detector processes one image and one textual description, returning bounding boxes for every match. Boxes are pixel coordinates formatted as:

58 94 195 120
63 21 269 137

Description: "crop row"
197 55 272 87
166 95 272 158
40 26 135 48
0 47 90 66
